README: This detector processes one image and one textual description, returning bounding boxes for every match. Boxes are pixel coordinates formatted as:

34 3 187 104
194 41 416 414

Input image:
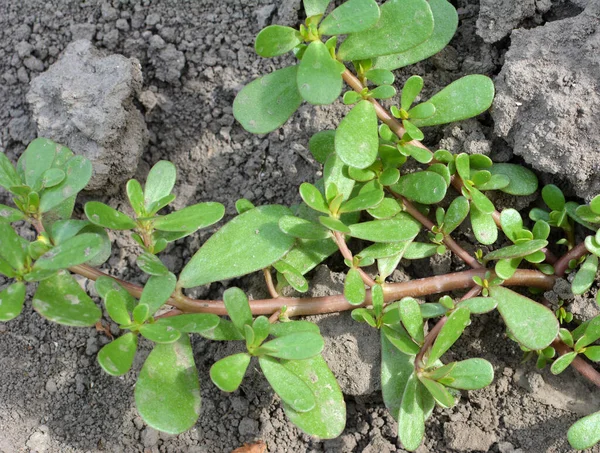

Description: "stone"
27 40 148 192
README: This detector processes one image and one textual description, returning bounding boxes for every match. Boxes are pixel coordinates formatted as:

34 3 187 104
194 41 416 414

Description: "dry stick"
332 231 378 287
554 241 588 277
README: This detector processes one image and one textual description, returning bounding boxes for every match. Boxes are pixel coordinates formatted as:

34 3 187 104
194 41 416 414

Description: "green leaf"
585 235 600 257
0 152 21 190
153 202 225 233
40 168 65 188
469 187 495 215
95 276 136 312
200 318 245 341
378 168 400 186
137 252 169 276
210 353 251 392
426 307 470 366
235 198 255 215
255 25 301 58
572 254 598 295
359 241 410 260
339 187 384 213
550 351 576 375
576 317 600 349
483 240 548 263
143 161 176 211
408 102 436 119
374 0 458 70
319 215 351 233
0 223 27 271
568 410 600 450
309 130 336 164
0 282 26 321
146 194 176 216
234 65 303 134
470 205 498 245
349 213 420 243
500 208 523 242
0 204 25 223
279 215 330 240
17 138 72 189
270 320 320 338
584 346 600 362
336 100 379 169
365 68 394 86
281 355 346 439
139 323 181 344
179 205 295 288
370 85 396 100
418 376 454 408
126 179 144 216
300 183 329 214
437 358 494 390
399 297 424 343
542 184 565 211
33 271 101 327
343 91 363 105
105 290 132 325
222 287 253 334
97 332 138 376
401 76 424 111
383 324 420 356
84 202 136 230
260 332 324 360
398 373 426 451
33 233 103 271
297 41 344 105
476 173 510 191
420 303 447 319
133 304 149 324
381 329 415 420
138 273 177 320
324 154 355 201
391 171 447 204
338 0 434 61
40 156 92 213
442 196 469 235
573 205 600 225
404 242 438 259
411 75 495 127
460 297 497 314
272 261 309 292
319 0 379 35
367 197 401 219
487 163 538 196
304 0 331 17
344 268 366 305
155 313 220 334
402 120 424 141
259 356 316 412
489 286 559 350
135 335 201 434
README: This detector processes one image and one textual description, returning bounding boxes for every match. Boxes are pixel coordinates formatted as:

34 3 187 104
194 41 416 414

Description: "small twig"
554 241 588 277
332 231 378 287
263 268 279 298
268 310 281 324
542 247 558 265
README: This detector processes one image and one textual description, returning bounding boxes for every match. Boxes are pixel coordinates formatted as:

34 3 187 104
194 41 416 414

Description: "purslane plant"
1 0 600 449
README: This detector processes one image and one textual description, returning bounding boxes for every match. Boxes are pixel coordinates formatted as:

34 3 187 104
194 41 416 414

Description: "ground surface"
1 0 599 452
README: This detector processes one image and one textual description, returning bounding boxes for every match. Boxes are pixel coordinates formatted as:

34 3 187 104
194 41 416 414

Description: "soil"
1 0 599 452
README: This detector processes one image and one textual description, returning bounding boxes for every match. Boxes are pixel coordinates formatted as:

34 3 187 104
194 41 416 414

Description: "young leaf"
143 161 176 211
487 163 538 196
460 297 497 314
137 252 169 276
426 307 470 366
259 331 324 360
338 0 434 61
339 187 384 213
408 102 436 119
365 68 394 86
335 100 379 169
0 282 26 321
233 65 303 134
139 323 181 344
155 313 220 334
153 202 225 233
223 287 253 334
541 184 565 211
0 204 25 223
381 330 415 420
483 240 548 263
255 25 301 58
370 85 396 100
568 410 600 450
84 202 136 230
319 215 351 234
97 332 138 376
324 154 355 201
319 0 379 35
40 156 92 213
308 130 336 164
0 152 21 190
367 197 402 219
279 215 330 240
401 76 424 111
420 303 447 319
235 198 255 215
297 41 344 105
104 290 132 325
489 286 559 350
299 183 329 214
391 171 447 204
404 242 438 259
273 261 309 293
442 196 469 235
32 271 101 327
281 355 346 439
402 120 424 141
550 351 577 375
210 353 251 392
126 179 144 216
411 75 495 127
0 223 27 272
344 268 366 305
418 376 454 408
374 0 458 70
398 373 426 451
33 233 103 271
270 320 320 338
399 297 424 344
303 0 331 17
470 204 498 245
585 235 600 257
584 346 600 362
383 324 420 356
138 273 177 320
572 254 598 295
349 213 420 243
259 356 316 412
135 335 201 434
179 205 295 288
437 358 494 390
95 276 136 312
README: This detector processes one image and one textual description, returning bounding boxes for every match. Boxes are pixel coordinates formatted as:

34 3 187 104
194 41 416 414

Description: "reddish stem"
554 241 588 277
332 231 378 287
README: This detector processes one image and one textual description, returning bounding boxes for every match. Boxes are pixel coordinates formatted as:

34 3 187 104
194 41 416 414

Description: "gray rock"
476 0 536 43
492 3 600 201
26 426 50 453
27 40 148 192
141 427 159 447
238 416 259 437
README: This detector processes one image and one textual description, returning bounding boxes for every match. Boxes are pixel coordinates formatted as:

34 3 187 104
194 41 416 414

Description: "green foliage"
568 410 600 450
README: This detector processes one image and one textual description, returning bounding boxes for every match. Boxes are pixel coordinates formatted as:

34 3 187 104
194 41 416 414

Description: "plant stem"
332 231 378 287
263 268 279 298
554 241 588 277
553 340 600 388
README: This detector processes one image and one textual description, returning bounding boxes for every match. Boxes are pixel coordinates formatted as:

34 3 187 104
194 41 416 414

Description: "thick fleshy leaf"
339 188 384 213
411 75 494 127
135 335 201 434
420 303 447 319
470 205 498 245
404 242 438 259
401 76 424 111
260 332 324 360
281 355 346 439
126 179 144 216
309 130 336 164
270 320 320 338
259 356 316 412
0 152 21 190
319 0 379 35
155 313 220 334
210 353 251 392
541 184 565 211
138 273 176 320
255 25 301 58
33 233 103 271
97 333 138 376
153 202 225 232
437 358 494 390
17 138 72 189
32 271 101 326
279 215 330 240
442 196 469 235
349 213 420 243
370 85 397 100
572 204 600 226
344 268 366 305
95 277 136 312
338 0 433 61
585 235 600 257
488 163 538 196
105 290 132 325
398 373 426 451
383 324 420 356
140 323 181 344
324 154 355 201
483 240 548 263
419 376 454 408
300 183 329 214
375 0 457 70
568 410 600 450
572 254 598 295
365 68 394 86
223 287 253 334
297 41 344 105
584 346 600 362
398 143 432 164
304 0 331 17
0 204 25 223
144 161 176 211
335 100 379 169
469 187 495 215
179 205 294 288
0 282 26 321
500 208 523 242
381 330 415 420
40 156 92 213
391 171 447 204
399 297 424 344
550 351 576 375
367 197 402 219
489 286 559 350
234 66 303 134
200 318 245 341
0 223 27 271
273 261 309 292
426 307 470 366
460 297 497 314
359 241 409 260
85 202 136 230
137 252 169 276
